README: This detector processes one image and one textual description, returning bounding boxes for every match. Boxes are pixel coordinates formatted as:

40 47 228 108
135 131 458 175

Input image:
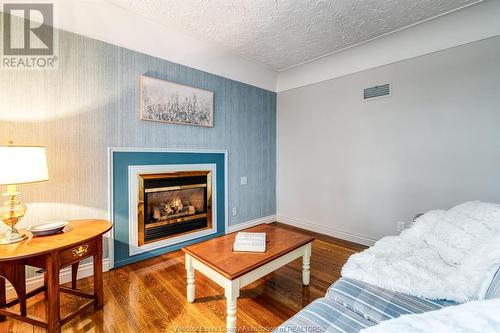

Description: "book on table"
233 232 267 253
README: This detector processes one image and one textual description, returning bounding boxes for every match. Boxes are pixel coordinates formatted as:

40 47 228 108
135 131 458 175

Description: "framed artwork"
140 75 214 127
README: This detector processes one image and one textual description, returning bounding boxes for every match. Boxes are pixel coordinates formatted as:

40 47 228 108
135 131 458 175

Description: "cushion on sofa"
273 297 375 333
326 278 458 324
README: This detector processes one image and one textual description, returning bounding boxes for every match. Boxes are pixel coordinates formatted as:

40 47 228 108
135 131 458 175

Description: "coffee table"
182 224 314 332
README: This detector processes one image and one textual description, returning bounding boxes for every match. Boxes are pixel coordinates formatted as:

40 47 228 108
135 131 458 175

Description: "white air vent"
364 84 391 100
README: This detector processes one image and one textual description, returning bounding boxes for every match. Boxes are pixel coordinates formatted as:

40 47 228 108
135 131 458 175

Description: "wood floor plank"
0 223 363 332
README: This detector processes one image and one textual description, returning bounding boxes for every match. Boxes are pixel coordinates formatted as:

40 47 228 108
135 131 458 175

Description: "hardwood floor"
0 223 366 333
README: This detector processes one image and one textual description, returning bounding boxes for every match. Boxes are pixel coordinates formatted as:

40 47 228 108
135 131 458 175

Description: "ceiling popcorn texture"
106 0 480 71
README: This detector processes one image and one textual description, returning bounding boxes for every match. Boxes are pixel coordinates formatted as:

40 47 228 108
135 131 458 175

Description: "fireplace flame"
172 197 183 210
151 196 196 222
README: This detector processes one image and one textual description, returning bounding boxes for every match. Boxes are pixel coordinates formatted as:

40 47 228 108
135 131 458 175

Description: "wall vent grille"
364 84 391 100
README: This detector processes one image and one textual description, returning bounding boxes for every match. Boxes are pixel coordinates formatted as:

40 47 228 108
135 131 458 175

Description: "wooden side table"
0 220 112 333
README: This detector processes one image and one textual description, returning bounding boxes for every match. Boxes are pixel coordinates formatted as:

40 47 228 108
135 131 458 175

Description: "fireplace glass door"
138 171 212 245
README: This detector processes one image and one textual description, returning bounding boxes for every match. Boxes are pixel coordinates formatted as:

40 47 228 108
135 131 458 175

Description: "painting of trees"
140 76 214 127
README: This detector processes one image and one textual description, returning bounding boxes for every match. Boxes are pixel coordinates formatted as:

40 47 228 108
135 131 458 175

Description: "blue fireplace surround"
111 150 226 267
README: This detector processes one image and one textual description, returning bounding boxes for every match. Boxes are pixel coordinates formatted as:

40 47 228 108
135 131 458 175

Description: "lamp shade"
0 146 49 185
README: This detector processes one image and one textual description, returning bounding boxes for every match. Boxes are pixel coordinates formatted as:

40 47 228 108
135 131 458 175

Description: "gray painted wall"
277 36 500 244
0 20 276 264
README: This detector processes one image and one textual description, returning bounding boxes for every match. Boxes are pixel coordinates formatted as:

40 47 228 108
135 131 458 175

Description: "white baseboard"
277 215 376 247
226 215 276 233
6 258 111 299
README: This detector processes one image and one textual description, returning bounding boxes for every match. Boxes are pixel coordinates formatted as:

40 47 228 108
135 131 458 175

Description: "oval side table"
0 219 112 333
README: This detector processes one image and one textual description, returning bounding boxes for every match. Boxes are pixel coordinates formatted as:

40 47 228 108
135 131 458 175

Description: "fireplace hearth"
138 171 212 245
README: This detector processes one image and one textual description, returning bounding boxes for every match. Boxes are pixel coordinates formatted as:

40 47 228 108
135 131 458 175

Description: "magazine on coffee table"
233 232 266 253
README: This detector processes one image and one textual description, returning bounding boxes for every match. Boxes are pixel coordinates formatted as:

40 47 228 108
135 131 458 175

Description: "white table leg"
224 279 240 333
186 254 195 303
302 243 311 285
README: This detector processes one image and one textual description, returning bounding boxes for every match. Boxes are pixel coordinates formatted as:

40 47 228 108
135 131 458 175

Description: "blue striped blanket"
274 278 458 333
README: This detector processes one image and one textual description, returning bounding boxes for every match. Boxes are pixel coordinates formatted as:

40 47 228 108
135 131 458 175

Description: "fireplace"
138 171 212 245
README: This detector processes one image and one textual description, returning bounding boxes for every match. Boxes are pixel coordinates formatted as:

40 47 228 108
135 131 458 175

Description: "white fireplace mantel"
107 147 229 269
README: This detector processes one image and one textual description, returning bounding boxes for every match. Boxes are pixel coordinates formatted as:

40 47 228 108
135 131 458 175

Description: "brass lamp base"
0 184 28 245
0 226 27 244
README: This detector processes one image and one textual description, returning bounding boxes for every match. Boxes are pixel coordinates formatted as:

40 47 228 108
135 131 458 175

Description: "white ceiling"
105 0 480 71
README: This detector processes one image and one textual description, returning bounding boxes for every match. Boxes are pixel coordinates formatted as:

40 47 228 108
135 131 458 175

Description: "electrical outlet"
232 207 237 216
240 176 247 185
397 221 407 233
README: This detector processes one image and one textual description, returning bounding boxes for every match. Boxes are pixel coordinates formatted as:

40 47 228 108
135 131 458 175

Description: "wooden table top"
0 220 112 261
182 224 315 280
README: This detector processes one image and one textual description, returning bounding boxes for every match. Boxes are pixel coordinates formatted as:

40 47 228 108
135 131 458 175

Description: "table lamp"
0 143 49 244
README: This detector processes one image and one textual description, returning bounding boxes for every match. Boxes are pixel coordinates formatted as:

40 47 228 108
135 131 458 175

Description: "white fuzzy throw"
360 298 500 333
341 201 500 302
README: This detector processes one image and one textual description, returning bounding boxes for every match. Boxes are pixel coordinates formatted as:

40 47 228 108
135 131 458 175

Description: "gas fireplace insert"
137 170 212 245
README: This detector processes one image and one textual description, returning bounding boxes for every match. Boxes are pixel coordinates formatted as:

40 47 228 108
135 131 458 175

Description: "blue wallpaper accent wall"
112 151 226 267
0 21 276 275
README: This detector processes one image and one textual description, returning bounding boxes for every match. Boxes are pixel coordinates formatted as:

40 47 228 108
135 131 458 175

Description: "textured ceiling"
106 0 480 71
